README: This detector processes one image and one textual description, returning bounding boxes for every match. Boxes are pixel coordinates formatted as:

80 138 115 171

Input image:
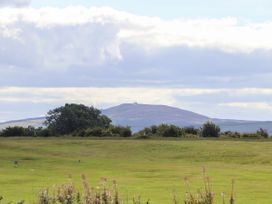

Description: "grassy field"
1 138 272 203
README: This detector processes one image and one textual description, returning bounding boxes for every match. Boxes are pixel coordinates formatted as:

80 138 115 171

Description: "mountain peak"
102 103 209 131
1 103 272 134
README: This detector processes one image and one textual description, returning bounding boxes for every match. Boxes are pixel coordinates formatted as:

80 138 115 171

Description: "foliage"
0 126 53 137
74 125 132 137
0 125 132 138
157 124 182 137
135 124 185 137
256 128 269 138
183 126 199 135
109 125 132 137
45 104 111 135
221 128 269 139
34 172 235 204
0 126 26 137
135 125 202 138
35 175 148 204
200 122 220 138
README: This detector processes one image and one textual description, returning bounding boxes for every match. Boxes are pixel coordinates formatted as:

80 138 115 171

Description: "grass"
1 138 272 203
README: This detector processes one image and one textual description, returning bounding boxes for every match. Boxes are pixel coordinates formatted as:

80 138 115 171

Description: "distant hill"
0 117 46 130
1 103 272 134
102 103 209 131
212 119 272 135
103 103 272 133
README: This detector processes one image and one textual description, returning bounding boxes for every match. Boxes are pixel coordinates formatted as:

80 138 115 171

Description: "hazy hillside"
102 103 209 131
213 119 272 134
0 117 46 130
1 103 272 134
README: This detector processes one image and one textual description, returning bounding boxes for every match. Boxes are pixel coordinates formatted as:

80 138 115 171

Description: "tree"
45 104 112 135
183 126 199 135
157 124 183 137
256 128 269 138
201 122 220 138
0 126 26 137
110 125 132 137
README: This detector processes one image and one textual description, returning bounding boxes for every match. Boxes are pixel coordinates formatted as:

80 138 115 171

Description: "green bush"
0 126 27 137
221 129 269 139
110 125 132 137
135 124 185 138
183 126 199 135
256 128 269 138
157 124 181 137
0 126 55 137
200 122 220 138
73 126 132 137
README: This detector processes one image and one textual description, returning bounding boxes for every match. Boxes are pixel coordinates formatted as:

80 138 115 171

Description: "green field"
1 138 272 203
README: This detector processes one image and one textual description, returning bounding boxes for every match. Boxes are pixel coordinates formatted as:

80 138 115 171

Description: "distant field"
1 138 272 203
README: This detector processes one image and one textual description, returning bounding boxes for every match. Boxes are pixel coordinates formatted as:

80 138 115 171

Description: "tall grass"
184 168 234 204
0 171 235 204
35 175 128 204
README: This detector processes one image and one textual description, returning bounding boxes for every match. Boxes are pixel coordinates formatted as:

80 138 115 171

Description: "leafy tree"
157 124 183 137
110 125 132 137
183 126 199 135
45 104 112 135
0 126 26 137
256 128 269 138
200 122 220 137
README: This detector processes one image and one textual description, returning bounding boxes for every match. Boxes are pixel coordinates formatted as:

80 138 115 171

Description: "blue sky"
0 0 272 121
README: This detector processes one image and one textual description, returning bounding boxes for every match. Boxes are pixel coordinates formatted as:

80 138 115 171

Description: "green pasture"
0 138 272 203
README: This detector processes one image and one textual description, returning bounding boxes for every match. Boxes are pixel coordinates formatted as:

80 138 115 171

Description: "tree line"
0 103 269 138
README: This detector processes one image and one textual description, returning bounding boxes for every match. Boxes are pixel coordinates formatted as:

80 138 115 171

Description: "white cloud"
0 7 272 54
1 87 272 107
0 0 30 7
0 6 271 88
219 102 272 111
0 87 180 105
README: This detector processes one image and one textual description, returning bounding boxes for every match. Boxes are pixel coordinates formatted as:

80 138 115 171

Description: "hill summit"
102 103 209 131
1 103 272 134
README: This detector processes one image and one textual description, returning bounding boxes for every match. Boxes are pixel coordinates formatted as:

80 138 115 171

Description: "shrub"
200 122 220 138
0 126 54 137
135 134 152 139
221 131 241 139
0 126 26 137
73 126 132 137
183 133 200 139
135 127 153 137
183 126 199 135
36 127 55 137
157 124 184 137
85 127 104 137
110 125 132 137
135 124 185 138
221 129 269 139
256 128 269 138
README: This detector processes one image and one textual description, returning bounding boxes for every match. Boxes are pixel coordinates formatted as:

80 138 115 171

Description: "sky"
0 0 272 121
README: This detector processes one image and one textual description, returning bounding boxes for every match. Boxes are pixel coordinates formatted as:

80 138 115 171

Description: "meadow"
0 138 272 203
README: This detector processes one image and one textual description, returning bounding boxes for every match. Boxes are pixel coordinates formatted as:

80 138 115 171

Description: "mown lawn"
0 138 272 203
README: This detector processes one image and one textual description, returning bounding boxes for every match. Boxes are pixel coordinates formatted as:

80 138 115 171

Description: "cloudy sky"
0 0 272 121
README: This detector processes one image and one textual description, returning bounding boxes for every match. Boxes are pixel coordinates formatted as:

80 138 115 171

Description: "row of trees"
0 104 132 137
135 122 221 138
0 103 269 138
